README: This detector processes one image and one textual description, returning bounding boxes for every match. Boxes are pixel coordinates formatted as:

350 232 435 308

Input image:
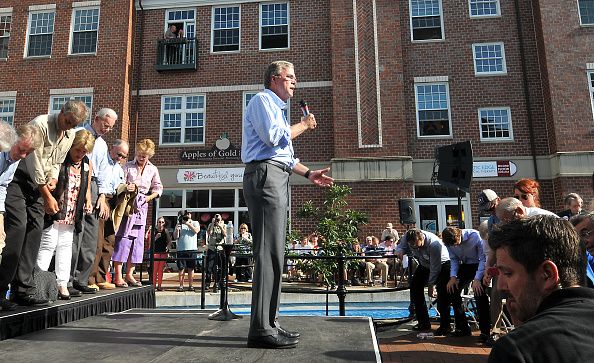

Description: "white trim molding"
29 4 56 11
587 63 594 70
414 76 449 83
0 91 17 97
0 7 13 14
73 1 100 7
353 0 382 149
134 81 331 96
137 0 268 10
50 87 94 95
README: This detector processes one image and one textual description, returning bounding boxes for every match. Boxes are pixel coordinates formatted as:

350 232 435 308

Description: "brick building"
1 0 593 238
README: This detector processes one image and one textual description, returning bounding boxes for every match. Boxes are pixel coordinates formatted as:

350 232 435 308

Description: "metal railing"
155 38 197 71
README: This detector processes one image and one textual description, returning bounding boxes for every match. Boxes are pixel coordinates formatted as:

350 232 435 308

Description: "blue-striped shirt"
241 89 298 168
0 152 19 213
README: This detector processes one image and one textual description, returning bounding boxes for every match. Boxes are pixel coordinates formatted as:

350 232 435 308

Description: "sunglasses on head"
514 192 530 200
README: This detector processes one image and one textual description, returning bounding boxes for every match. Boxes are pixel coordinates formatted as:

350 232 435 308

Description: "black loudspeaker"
436 141 473 192
399 198 416 225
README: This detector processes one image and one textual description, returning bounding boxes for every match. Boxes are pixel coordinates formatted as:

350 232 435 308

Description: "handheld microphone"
299 100 309 116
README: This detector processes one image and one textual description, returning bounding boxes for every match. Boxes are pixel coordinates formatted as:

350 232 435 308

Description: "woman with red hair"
513 178 541 208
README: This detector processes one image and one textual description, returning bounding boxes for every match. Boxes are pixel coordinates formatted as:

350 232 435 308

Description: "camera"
214 213 221 222
178 210 190 224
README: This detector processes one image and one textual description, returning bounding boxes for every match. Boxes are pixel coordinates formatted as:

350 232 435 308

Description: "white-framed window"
260 2 289 50
410 0 444 41
161 95 206 145
0 97 16 126
472 42 506 75
469 0 500 17
70 7 100 55
26 10 55 57
478 107 513 141
0 11 11 59
588 71 594 121
212 5 240 53
243 91 289 122
579 0 594 25
415 82 452 138
49 94 93 123
165 9 195 38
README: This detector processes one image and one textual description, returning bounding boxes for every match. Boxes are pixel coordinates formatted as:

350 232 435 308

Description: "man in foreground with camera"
173 210 200 292
206 214 226 292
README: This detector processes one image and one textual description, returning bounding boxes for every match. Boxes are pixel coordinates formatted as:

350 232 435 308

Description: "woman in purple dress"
112 139 162 287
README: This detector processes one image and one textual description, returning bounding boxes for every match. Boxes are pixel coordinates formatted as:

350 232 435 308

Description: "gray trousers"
71 179 99 287
243 162 290 337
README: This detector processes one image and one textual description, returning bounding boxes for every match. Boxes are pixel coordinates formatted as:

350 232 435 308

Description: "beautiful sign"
176 167 244 184
473 161 517 178
180 133 241 161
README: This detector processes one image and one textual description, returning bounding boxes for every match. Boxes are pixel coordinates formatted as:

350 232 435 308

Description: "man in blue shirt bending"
441 227 491 340
242 61 333 349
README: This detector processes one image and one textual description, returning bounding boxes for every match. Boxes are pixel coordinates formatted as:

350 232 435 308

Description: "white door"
415 198 471 234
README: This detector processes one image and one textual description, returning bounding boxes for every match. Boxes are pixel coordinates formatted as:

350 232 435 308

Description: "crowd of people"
0 100 163 310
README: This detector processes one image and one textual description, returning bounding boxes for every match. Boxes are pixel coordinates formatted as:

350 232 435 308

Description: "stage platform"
0 308 381 362
0 285 155 341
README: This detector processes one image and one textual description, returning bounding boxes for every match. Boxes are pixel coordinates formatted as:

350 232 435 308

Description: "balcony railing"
156 38 197 71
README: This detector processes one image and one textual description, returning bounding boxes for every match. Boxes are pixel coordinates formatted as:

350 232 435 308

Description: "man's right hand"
47 179 58 192
44 195 60 215
446 277 459 294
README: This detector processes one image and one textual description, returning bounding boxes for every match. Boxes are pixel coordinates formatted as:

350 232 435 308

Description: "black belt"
251 159 292 174
91 176 98 181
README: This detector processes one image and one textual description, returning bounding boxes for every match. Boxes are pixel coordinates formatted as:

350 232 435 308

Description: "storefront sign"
177 167 244 184
473 161 517 178
179 133 241 161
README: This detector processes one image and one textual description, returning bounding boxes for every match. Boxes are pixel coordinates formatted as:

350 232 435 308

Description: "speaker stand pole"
208 244 242 321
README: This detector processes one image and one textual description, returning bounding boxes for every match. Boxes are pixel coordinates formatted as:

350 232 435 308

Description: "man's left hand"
308 167 334 187
96 195 109 219
301 114 317 130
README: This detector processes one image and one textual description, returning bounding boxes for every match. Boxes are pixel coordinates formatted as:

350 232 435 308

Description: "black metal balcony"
156 38 197 71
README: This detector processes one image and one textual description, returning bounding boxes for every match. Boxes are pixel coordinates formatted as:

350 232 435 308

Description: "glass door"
415 199 470 234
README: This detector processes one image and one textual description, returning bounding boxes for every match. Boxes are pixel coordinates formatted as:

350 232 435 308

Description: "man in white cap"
477 189 500 232
381 222 399 242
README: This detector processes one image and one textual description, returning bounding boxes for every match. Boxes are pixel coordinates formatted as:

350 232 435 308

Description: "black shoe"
58 292 71 300
14 296 49 306
478 333 489 343
485 333 500 347
0 298 17 311
434 326 452 336
278 326 300 339
413 323 431 331
67 287 83 297
74 284 98 294
451 329 472 337
247 334 299 349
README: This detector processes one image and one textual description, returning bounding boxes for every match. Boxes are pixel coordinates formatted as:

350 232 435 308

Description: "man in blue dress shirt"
441 227 491 339
242 60 333 349
0 123 42 310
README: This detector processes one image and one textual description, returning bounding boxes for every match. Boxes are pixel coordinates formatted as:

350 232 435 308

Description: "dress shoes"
14 295 49 306
451 328 472 337
412 323 431 331
88 284 100 291
67 287 83 297
58 292 71 300
278 326 300 339
0 298 18 311
434 326 452 336
247 334 299 349
73 283 98 294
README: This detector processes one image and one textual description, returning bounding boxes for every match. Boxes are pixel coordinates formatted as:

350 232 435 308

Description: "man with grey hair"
88 139 128 290
496 197 558 223
242 60 333 348
71 108 118 294
558 192 585 220
0 100 88 306
0 125 42 306
0 120 18 152
569 212 594 287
